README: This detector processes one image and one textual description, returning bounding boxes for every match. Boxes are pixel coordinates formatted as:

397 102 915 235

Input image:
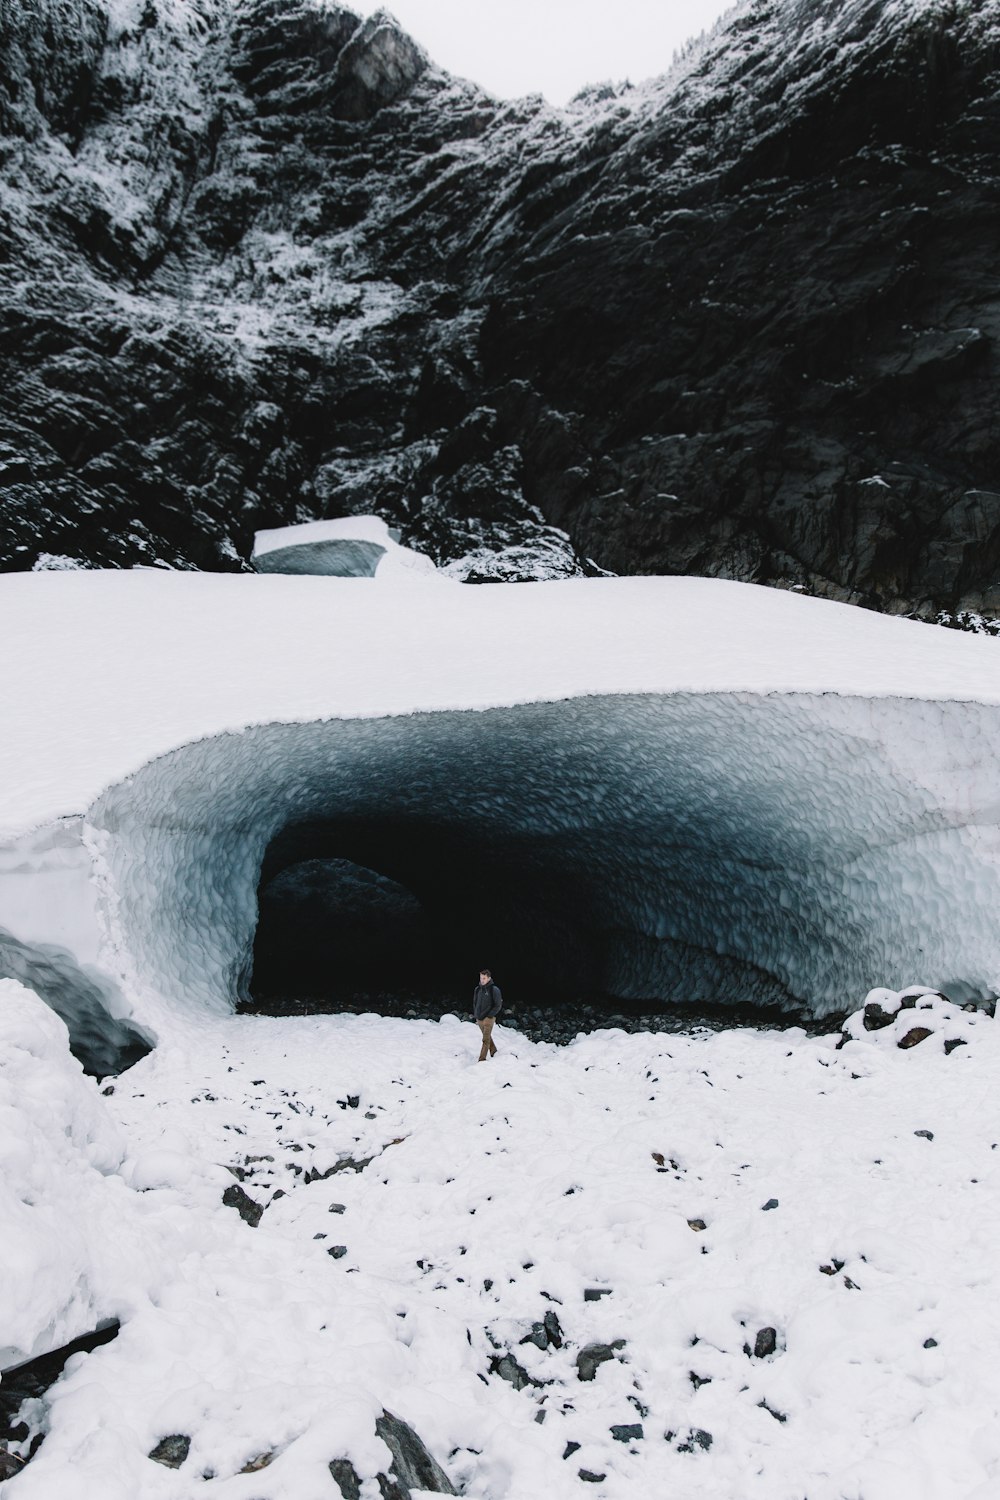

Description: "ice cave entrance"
89 691 1000 1028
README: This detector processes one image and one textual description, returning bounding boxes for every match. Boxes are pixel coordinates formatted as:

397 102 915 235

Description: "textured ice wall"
85 692 1000 1025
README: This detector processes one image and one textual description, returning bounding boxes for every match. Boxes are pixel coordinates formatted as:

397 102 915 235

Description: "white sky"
356 0 736 105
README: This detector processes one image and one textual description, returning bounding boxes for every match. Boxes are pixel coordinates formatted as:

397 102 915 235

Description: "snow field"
6 982 1000 1499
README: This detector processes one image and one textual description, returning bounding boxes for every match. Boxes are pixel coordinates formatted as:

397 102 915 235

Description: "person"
473 968 502 1061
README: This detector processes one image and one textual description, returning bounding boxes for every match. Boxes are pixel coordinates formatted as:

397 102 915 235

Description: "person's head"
479 968 492 984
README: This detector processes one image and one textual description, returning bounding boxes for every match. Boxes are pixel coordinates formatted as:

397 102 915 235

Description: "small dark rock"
221 1184 263 1227
329 1458 362 1500
328 1245 348 1259
677 1428 713 1452
944 1038 968 1055
148 1434 191 1468
240 1451 274 1472
0 1449 26 1480
899 1027 934 1049
576 1340 625 1382
863 1002 897 1031
329 1203 347 1213
579 1470 606 1483
611 1423 643 1442
519 1322 549 1351
562 1441 581 1459
753 1327 778 1359
543 1311 563 1348
584 1287 611 1301
689 1371 711 1388
923 1337 938 1348
914 1129 935 1140
375 1409 456 1496
687 1218 707 1231
758 1400 787 1423
820 1258 845 1275
489 1353 539 1390
761 1198 779 1211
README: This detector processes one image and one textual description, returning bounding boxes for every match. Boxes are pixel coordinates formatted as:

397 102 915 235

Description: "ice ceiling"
86 690 1000 1024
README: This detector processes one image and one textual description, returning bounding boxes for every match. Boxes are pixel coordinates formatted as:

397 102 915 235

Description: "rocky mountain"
0 0 998 613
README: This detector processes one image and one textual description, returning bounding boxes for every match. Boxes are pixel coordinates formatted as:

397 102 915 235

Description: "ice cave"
86 691 1000 1028
4 573 1000 1048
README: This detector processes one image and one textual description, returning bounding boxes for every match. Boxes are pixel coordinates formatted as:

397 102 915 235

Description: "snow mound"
0 981 125 1368
840 986 990 1054
252 516 438 579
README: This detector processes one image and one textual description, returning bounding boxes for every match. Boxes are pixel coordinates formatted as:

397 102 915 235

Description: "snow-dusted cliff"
2 0 999 616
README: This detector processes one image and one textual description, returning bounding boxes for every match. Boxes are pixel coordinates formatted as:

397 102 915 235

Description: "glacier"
3 570 1000 1041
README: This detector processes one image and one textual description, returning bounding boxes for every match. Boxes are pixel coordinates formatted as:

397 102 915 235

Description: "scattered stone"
329 1458 362 1499
944 1038 968 1055
677 1428 713 1452
543 1312 564 1348
820 1259 845 1275
375 1409 456 1495
862 1001 897 1031
148 1434 191 1468
753 1327 778 1359
305 1155 373 1183
328 1245 348 1259
576 1340 626 1382
914 1129 935 1140
899 1027 934 1049
489 1353 540 1390
844 1275 861 1290
584 1287 611 1301
519 1312 563 1351
101 1084 115 1096
689 1371 711 1389
758 1400 787 1423
579 1470 606 1483
687 1218 707 1232
0 1448 26 1480
924 1337 939 1348
611 1423 643 1442
329 1203 346 1213
240 1451 274 1472
562 1441 581 1459
221 1184 264 1227
761 1198 779 1211
313 1233 326 1240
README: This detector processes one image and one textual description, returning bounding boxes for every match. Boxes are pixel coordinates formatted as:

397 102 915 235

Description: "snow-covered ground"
5 572 1000 1496
5 977 1000 1499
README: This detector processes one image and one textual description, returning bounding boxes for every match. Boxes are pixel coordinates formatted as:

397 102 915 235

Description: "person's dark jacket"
473 982 503 1020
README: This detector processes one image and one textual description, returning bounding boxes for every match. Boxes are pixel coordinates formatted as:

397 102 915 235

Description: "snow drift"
3 571 1000 1036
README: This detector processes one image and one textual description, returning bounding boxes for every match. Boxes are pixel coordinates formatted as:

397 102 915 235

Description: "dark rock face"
1 0 999 616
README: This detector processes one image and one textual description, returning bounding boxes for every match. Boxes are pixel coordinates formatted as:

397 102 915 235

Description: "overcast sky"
356 0 736 105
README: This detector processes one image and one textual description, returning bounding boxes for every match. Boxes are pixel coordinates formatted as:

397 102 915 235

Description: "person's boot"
489 1040 497 1057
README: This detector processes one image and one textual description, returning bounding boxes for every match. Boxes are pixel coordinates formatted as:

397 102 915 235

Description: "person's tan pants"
477 1016 498 1061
